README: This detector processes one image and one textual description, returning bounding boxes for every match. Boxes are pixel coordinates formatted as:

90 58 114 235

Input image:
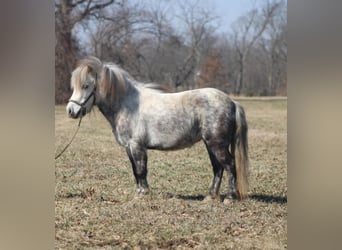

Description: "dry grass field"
55 98 287 249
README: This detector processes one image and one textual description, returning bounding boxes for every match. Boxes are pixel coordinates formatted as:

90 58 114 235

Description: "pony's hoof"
223 198 233 206
203 195 212 203
203 195 221 203
136 187 149 195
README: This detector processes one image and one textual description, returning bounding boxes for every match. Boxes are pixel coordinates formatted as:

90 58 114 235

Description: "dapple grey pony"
66 57 249 201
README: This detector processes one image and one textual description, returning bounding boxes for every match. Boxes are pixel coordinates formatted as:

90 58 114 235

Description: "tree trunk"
55 0 78 103
235 53 245 96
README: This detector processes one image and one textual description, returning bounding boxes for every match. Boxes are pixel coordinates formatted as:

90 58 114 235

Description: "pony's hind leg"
205 144 225 200
126 144 149 195
205 142 237 202
226 147 237 200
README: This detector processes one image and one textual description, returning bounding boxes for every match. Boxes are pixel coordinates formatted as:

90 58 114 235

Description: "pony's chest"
112 116 132 146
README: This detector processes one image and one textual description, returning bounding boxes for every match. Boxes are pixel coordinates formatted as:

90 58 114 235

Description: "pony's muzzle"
66 103 82 119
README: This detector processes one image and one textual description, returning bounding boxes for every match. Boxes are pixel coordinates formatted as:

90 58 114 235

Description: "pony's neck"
96 83 139 125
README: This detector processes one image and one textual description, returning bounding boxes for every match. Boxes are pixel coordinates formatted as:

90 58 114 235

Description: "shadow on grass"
249 194 287 204
174 194 206 201
163 193 205 201
167 193 287 204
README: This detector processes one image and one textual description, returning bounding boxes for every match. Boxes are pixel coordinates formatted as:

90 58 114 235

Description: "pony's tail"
233 101 249 200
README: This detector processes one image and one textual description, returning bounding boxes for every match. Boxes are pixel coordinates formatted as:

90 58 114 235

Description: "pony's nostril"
67 107 73 116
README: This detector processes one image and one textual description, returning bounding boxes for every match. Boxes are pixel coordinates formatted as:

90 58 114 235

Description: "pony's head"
67 56 132 119
66 57 102 118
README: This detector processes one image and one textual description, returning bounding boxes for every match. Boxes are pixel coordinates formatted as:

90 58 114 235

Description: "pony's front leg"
126 144 149 195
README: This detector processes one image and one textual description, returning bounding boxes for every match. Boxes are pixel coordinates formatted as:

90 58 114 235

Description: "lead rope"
55 115 83 160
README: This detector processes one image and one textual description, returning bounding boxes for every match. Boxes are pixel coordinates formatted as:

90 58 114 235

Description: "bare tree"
55 0 287 99
259 0 287 95
87 1 173 80
55 0 117 103
231 0 282 95
172 0 218 89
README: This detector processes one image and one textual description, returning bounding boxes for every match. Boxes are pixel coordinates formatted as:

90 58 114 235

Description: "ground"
55 98 287 249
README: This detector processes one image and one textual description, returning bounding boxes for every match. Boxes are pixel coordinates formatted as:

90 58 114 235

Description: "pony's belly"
147 132 202 150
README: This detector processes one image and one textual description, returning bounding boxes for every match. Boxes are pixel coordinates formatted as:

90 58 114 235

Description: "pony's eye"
83 84 89 90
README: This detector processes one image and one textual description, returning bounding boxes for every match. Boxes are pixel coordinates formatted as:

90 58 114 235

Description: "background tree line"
55 0 287 103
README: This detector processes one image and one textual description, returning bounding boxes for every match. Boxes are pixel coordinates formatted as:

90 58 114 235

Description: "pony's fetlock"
136 186 149 195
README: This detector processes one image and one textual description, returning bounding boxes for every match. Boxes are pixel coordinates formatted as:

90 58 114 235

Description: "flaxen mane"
74 57 170 99
98 63 132 101
141 83 172 93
